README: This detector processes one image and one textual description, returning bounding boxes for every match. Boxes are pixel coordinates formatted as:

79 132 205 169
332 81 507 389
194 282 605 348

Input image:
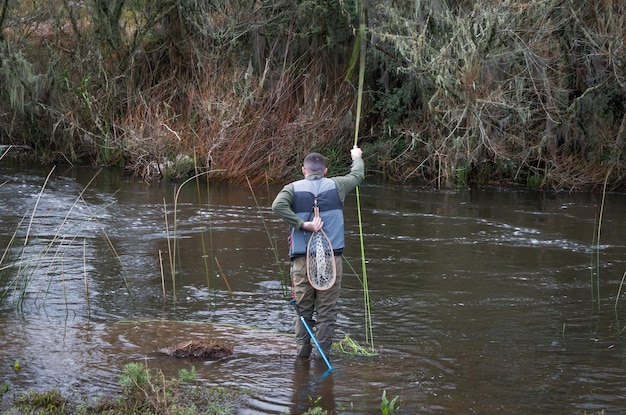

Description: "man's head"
302 152 327 177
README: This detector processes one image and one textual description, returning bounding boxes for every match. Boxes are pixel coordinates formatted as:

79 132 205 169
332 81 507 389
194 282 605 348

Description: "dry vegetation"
0 0 357 185
0 0 624 190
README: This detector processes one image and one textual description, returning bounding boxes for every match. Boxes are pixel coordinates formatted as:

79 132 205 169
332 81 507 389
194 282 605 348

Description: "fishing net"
306 203 336 290
306 228 336 290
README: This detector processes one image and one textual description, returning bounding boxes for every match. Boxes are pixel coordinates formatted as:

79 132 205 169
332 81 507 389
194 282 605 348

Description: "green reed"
340 257 380 357
355 186 375 352
381 389 401 415
332 334 377 357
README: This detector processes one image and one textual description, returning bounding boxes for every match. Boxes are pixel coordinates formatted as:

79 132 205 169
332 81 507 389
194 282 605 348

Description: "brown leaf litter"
163 340 234 359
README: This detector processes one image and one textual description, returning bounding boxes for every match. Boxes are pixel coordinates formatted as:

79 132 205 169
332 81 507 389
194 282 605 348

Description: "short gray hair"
303 152 325 174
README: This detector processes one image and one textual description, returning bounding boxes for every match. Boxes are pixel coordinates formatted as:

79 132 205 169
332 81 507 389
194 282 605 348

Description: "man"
272 146 364 359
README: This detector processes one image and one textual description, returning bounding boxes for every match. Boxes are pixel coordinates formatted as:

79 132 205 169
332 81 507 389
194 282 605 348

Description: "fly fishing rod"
353 0 375 352
290 300 333 371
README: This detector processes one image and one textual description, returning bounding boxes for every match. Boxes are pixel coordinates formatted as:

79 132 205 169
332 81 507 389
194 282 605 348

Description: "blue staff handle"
290 300 334 371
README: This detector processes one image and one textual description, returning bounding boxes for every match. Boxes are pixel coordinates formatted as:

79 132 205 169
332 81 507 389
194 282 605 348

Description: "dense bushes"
0 0 624 189
368 0 625 189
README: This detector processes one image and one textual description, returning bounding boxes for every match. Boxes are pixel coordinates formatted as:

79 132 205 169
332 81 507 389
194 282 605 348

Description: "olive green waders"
291 255 343 359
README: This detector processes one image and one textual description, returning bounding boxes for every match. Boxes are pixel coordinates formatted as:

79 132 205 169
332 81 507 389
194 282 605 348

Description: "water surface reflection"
1 164 626 413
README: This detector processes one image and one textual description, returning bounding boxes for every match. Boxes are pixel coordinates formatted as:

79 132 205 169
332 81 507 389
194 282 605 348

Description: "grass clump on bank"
1 361 403 414
1 362 252 415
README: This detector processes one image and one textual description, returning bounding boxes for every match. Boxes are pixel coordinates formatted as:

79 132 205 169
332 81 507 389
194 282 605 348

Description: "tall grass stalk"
32 180 129 307
31 171 102 304
38 202 125 308
200 228 216 304
83 238 90 319
163 198 176 304
83 238 90 315
344 255 378 353
1 169 131 311
159 250 166 301
355 186 374 350
591 168 611 310
167 170 217 304
61 262 69 317
615 270 626 328
18 168 92 307
194 163 218 306
79 194 133 299
246 176 289 297
591 217 599 310
24 166 56 246
0 214 24 275
352 0 375 353
0 145 11 164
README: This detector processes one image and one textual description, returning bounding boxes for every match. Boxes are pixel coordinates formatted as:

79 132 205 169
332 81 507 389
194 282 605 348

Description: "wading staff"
290 299 334 371
352 0 375 352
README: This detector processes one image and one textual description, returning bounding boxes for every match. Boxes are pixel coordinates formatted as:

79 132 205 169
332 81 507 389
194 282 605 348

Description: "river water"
1 162 625 414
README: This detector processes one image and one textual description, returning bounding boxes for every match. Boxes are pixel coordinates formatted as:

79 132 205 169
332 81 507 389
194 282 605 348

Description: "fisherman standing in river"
272 146 364 360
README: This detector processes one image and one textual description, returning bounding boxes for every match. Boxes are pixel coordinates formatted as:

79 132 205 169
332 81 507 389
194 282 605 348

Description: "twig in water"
159 250 166 301
214 257 233 295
